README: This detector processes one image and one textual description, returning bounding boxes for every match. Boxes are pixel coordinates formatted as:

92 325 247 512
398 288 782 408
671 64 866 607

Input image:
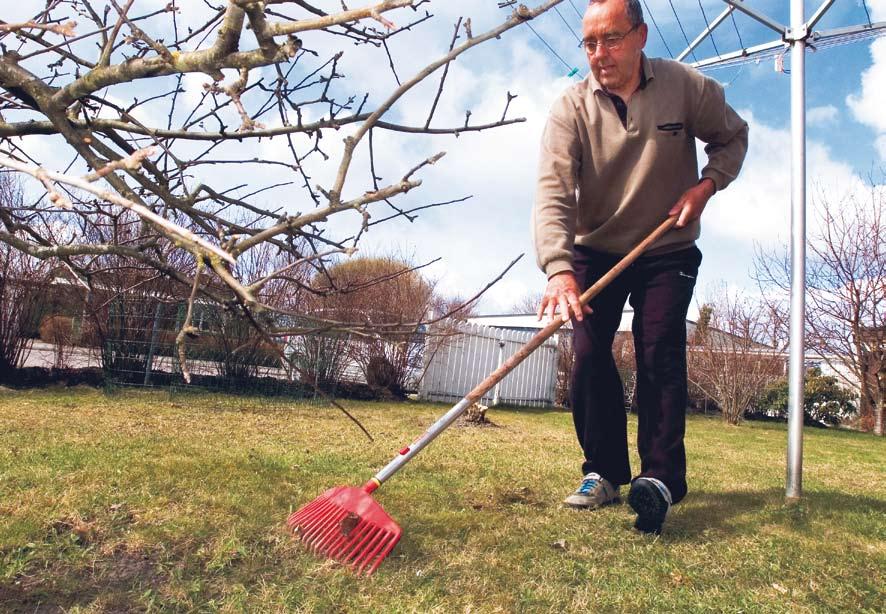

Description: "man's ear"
638 23 649 49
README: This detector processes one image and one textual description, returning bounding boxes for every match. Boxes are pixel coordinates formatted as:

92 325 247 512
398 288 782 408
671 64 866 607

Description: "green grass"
0 386 883 612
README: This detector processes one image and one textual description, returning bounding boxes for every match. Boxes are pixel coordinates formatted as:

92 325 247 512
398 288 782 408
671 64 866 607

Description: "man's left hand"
668 178 716 228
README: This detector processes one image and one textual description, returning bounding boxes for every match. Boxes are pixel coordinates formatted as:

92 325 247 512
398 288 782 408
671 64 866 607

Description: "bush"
365 355 404 398
756 367 857 426
38 315 76 369
0 367 104 388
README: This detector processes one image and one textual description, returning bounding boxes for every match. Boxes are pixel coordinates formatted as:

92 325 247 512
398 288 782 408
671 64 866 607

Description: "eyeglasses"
579 24 639 52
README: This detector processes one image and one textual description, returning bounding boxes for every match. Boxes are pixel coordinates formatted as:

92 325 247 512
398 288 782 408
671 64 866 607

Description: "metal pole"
492 334 505 406
785 0 807 501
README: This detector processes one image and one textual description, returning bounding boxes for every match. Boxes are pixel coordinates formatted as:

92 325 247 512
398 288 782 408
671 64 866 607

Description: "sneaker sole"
628 481 668 534
563 496 621 510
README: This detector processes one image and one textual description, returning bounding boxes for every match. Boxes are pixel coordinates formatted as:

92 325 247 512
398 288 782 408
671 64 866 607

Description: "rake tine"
289 497 328 526
307 509 347 552
367 532 397 574
323 519 368 558
342 526 380 563
290 496 324 519
330 520 372 556
368 533 400 575
356 531 393 575
298 500 338 538
311 512 349 554
293 499 335 533
333 520 373 559
354 528 389 574
302 515 341 550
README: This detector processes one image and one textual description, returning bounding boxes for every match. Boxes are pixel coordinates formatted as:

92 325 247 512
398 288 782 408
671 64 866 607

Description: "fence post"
143 302 163 386
491 331 505 406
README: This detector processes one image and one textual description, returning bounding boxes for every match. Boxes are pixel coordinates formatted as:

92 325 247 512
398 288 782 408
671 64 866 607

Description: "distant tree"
687 286 786 425
758 366 857 426
201 241 311 380
509 291 544 315
0 174 55 376
755 180 885 434
305 255 438 395
78 210 192 380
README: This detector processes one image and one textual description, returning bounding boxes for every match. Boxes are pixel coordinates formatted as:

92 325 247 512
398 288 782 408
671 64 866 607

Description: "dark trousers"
570 245 701 505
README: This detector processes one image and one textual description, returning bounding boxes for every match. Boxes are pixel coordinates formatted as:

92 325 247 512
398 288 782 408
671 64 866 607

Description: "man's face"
582 1 648 92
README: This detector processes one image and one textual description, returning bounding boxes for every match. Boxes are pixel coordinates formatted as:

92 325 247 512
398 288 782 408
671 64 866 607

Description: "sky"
4 0 885 318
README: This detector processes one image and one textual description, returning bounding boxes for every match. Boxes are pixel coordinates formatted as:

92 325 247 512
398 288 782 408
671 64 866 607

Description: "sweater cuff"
544 259 574 280
700 168 729 192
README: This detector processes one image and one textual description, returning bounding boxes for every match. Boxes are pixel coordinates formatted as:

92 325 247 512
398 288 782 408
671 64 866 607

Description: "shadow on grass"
667 488 886 540
0 545 164 613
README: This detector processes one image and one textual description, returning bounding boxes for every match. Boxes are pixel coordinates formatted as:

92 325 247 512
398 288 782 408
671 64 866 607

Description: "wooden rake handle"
367 215 679 491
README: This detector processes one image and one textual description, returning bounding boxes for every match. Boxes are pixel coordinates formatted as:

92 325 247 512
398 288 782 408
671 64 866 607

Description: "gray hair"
588 0 645 28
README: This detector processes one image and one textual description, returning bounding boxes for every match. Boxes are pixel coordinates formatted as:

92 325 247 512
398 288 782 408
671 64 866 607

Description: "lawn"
0 386 883 612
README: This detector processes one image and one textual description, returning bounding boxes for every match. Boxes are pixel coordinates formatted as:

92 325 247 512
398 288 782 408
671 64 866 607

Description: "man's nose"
590 43 610 59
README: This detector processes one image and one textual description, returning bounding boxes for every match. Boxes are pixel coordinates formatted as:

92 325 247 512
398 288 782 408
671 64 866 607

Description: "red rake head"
287 486 402 576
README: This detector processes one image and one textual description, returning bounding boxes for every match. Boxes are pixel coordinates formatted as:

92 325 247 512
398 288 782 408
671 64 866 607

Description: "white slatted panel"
419 323 559 407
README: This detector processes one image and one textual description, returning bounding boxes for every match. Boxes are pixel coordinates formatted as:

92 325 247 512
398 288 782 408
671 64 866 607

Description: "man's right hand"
537 271 593 323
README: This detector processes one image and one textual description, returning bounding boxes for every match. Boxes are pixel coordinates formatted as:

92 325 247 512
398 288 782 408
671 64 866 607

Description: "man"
533 0 748 534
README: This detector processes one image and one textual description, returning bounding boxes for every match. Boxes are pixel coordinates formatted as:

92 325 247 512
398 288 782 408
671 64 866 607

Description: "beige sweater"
533 54 749 278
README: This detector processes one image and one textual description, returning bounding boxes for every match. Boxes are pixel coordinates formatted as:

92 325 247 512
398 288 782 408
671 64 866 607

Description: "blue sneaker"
628 477 672 534
563 472 621 509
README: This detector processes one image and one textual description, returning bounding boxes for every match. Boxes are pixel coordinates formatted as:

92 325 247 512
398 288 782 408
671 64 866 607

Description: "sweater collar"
588 53 655 96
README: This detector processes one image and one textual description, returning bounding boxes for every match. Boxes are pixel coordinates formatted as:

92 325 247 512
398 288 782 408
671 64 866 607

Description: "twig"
0 20 77 37
84 146 158 181
175 258 204 384
0 154 235 265
424 17 461 129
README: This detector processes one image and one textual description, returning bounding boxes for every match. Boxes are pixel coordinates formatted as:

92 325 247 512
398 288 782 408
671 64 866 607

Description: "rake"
287 215 679 575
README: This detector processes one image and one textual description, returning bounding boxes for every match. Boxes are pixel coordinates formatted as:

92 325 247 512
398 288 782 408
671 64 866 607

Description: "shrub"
365 354 403 397
756 367 857 426
38 315 75 369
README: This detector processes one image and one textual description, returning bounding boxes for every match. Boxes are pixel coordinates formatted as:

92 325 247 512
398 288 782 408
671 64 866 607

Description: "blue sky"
5 1 885 317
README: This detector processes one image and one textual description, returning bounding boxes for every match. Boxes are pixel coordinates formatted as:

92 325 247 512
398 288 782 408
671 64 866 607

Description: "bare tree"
688 288 786 425
0 1 553 382
0 173 55 375
509 291 544 315
308 254 438 395
755 181 885 434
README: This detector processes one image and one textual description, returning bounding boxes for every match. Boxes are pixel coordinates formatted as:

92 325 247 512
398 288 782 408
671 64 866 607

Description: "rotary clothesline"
508 0 885 83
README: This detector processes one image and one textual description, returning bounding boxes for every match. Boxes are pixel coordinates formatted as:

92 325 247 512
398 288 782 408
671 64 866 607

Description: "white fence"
419 323 559 408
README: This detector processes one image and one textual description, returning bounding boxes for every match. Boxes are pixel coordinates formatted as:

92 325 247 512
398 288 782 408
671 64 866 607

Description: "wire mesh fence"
100 298 430 409
102 299 345 408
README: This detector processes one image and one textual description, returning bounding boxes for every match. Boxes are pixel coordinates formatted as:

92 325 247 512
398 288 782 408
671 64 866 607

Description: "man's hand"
537 271 593 323
668 177 716 228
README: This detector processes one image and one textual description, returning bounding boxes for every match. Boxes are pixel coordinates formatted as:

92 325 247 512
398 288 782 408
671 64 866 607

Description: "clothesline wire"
668 0 698 62
642 0 675 58
697 0 722 58
861 0 873 26
553 4 583 43
730 10 746 50
523 20 575 71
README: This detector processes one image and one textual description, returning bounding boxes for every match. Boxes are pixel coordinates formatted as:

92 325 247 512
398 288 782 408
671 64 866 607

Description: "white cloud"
807 105 838 125
869 0 886 21
847 37 886 160
702 111 863 246
695 109 867 300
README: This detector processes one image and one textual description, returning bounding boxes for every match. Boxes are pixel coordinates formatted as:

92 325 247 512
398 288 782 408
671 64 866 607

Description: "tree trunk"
876 365 885 436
